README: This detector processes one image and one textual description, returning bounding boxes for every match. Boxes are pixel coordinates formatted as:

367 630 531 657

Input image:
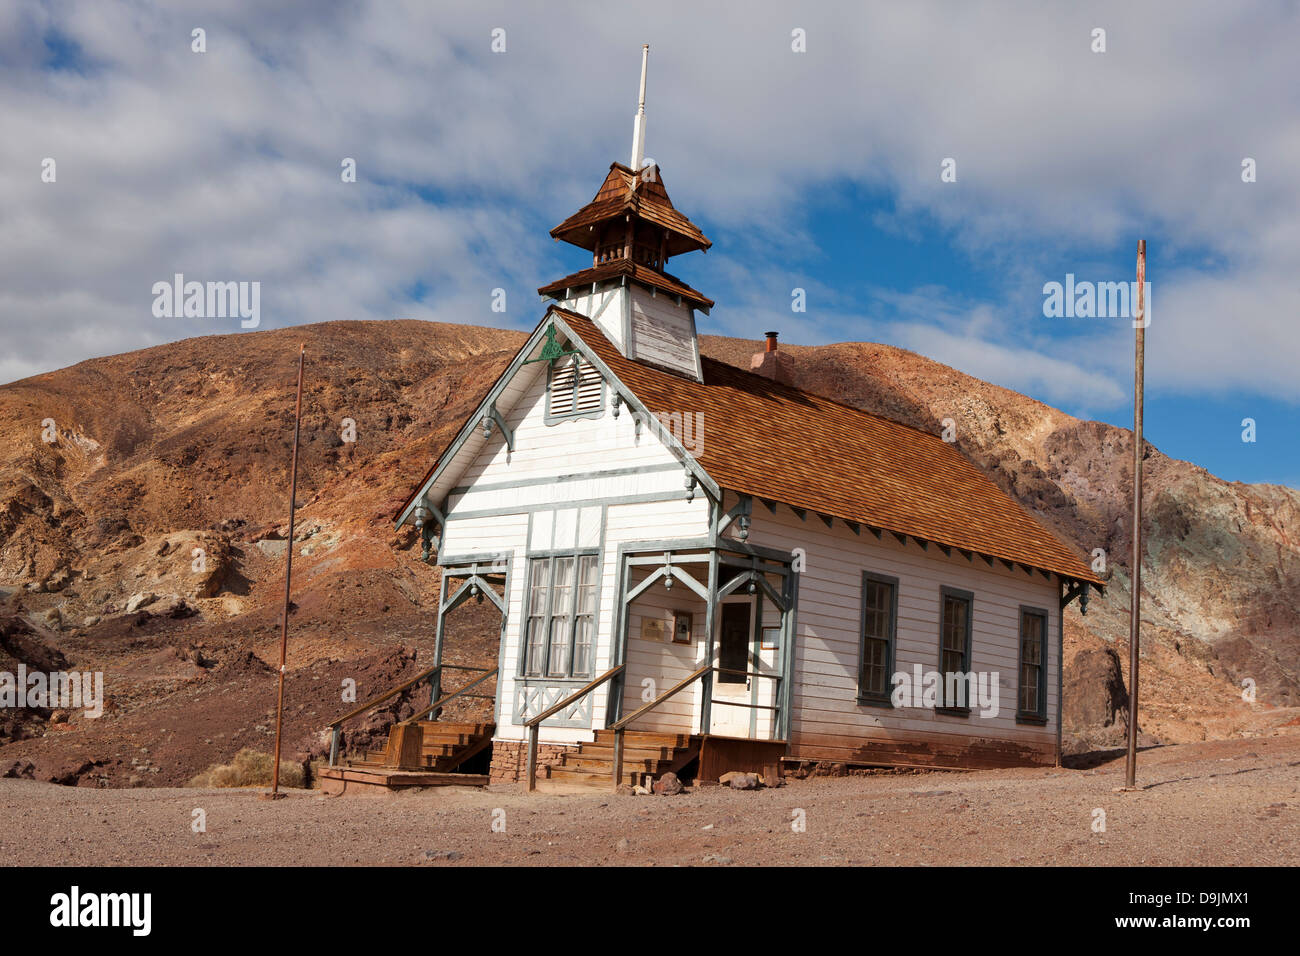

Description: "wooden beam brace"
756 573 788 612
716 572 752 601
1061 581 1092 615
442 577 477 614
666 564 710 603
481 403 514 452
625 567 668 604
716 494 753 539
470 574 505 613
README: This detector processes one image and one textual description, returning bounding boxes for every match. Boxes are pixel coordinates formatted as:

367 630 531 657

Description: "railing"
607 665 781 791
404 667 498 724
324 663 491 767
522 664 626 792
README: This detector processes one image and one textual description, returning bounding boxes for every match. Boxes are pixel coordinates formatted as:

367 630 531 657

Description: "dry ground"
2 735 1296 866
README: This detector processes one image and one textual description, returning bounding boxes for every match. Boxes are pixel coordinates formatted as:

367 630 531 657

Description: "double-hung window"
857 572 898 706
522 554 599 678
1017 606 1049 723
938 587 973 713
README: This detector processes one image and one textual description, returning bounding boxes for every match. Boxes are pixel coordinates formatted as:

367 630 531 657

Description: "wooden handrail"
523 664 626 728
326 662 443 729
525 663 625 791
324 662 491 766
405 667 498 724
607 665 782 791
608 664 710 732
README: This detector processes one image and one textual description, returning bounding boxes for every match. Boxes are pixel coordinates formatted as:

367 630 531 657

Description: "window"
938 587 973 713
546 353 604 420
522 554 599 678
857 572 897 705
1017 607 1048 723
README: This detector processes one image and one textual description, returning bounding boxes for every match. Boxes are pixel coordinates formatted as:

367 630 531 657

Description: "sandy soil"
3 735 1296 867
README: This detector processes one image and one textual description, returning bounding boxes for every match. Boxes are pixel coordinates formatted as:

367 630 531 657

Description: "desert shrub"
188 749 307 788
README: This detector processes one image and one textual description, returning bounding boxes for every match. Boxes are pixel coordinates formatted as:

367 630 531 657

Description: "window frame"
1016 604 1050 725
936 586 974 717
520 551 600 679
544 352 606 424
856 571 899 707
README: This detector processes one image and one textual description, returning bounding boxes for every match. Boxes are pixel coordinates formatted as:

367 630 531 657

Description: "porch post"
778 563 799 740
699 547 719 734
750 578 762 738
430 566 448 717
606 555 632 727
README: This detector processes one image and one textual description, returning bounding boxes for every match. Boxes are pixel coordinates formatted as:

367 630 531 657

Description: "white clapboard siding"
604 498 711 735
739 497 1061 762
452 356 682 498
439 348 709 744
620 565 707 732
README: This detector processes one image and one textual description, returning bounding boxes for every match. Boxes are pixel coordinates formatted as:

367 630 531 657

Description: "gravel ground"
3 735 1297 866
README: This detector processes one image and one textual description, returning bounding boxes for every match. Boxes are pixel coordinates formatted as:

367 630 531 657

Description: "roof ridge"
550 305 999 449
694 351 955 448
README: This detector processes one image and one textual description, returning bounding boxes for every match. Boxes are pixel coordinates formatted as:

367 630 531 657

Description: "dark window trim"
1016 604 1050 725
856 571 899 708
936 586 974 717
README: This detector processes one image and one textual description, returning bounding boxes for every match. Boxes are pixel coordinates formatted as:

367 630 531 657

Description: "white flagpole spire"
629 44 649 171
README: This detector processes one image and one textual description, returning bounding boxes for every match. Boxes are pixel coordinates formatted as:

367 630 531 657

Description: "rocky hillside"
0 320 1294 785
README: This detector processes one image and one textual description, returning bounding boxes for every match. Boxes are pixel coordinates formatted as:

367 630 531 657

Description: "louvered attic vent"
547 352 604 420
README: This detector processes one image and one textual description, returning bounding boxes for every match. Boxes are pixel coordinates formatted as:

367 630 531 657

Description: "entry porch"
522 541 797 791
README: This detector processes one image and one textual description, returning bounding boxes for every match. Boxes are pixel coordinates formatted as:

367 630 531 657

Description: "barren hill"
1 319 1295 786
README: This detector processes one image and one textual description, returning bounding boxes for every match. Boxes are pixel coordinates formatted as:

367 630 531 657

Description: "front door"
711 598 753 736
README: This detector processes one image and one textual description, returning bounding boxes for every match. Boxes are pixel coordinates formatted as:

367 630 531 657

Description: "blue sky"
3 1 1297 487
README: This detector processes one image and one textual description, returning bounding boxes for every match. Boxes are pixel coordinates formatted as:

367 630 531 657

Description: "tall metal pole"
1125 242 1146 789
266 344 306 800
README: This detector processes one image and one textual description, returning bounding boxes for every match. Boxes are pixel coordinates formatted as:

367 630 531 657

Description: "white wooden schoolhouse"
320 49 1103 794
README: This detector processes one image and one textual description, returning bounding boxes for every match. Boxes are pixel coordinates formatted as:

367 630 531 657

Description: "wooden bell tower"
538 46 714 381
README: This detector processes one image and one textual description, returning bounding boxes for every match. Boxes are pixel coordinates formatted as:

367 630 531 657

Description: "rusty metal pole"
266 344 306 801
1125 243 1146 790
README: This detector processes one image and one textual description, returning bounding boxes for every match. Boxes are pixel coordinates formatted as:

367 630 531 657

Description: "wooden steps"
535 729 700 792
329 720 495 793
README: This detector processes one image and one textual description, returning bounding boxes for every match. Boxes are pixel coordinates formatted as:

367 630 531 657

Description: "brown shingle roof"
555 308 1102 586
550 163 711 257
538 260 714 309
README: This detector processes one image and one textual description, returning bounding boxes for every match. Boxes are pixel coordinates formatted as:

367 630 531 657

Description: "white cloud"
0 0 1295 414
